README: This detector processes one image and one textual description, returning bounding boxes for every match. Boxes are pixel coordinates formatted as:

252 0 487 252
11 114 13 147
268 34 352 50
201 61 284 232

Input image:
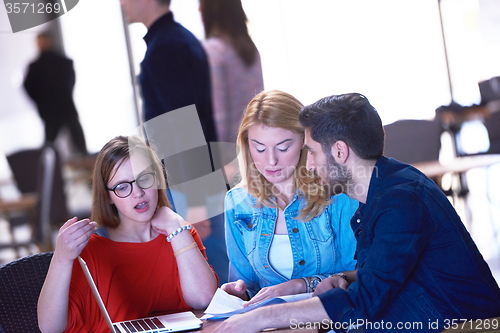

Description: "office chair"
479 76 500 154
0 252 53 333
384 118 452 197
3 149 41 252
6 149 41 194
383 118 443 165
5 145 69 252
484 112 500 154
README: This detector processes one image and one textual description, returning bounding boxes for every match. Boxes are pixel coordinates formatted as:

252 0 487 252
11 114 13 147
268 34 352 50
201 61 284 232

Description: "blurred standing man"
214 93 500 333
120 0 217 143
24 32 87 155
119 0 219 246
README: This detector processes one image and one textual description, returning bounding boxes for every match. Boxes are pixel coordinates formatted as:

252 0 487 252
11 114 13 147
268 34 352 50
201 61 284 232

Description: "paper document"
203 288 312 320
204 288 248 314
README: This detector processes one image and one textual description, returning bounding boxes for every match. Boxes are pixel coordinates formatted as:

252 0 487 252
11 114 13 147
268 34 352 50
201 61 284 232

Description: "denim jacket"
225 186 359 297
319 157 500 332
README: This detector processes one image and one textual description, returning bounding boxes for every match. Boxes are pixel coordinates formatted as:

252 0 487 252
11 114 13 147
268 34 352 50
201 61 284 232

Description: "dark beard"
325 153 353 196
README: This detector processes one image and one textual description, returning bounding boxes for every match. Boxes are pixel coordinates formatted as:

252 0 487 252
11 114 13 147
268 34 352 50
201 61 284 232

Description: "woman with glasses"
37 136 217 333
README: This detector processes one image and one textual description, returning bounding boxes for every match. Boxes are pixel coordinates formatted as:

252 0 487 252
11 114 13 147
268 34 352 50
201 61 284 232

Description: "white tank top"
268 234 293 279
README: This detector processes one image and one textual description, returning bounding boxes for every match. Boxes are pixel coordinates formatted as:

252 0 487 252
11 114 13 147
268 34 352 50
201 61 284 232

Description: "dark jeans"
45 115 87 155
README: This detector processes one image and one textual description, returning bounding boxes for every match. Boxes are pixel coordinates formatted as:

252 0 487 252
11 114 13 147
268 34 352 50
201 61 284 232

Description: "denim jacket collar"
248 191 301 217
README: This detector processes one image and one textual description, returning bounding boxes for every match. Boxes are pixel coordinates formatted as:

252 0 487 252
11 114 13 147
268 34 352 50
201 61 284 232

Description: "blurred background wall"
2 0 500 156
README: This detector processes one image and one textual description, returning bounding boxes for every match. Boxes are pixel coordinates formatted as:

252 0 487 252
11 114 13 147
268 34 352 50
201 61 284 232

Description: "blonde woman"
223 90 358 304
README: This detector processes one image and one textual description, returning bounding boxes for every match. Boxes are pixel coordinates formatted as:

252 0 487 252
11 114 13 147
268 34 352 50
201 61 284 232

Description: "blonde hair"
236 90 329 221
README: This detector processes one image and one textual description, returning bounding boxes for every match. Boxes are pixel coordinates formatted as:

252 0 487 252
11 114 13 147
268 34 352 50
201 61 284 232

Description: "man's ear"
330 140 349 164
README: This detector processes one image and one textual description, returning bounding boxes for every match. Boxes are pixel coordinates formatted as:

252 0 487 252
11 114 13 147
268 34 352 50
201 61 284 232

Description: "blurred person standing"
121 0 217 144
197 0 264 284
24 31 88 155
120 0 224 280
200 0 264 147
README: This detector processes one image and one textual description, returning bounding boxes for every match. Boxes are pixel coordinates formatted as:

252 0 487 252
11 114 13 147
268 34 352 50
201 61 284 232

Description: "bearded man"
214 93 500 333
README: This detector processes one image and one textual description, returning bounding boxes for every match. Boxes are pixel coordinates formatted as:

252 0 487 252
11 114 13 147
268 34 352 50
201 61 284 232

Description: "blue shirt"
225 187 359 297
318 157 500 332
141 12 217 143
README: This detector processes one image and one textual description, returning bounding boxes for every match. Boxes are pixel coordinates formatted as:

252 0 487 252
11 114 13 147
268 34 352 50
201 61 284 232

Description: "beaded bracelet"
166 224 192 242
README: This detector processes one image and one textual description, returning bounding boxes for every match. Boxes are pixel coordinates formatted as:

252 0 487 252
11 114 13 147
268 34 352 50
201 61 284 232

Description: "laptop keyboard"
114 318 166 332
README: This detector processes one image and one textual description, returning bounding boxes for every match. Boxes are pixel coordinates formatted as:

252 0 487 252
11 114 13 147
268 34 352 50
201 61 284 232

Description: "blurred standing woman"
223 90 359 304
199 0 264 286
200 0 264 147
38 136 217 333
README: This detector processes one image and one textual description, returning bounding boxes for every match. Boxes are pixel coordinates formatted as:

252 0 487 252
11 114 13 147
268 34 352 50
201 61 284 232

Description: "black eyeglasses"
107 171 156 198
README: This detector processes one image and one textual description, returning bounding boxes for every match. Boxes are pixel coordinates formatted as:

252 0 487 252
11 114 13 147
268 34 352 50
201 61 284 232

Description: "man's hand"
213 297 330 333
213 310 263 333
313 275 349 296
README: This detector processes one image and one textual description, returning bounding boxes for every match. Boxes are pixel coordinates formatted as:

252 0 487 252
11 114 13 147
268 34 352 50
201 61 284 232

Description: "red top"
65 226 213 332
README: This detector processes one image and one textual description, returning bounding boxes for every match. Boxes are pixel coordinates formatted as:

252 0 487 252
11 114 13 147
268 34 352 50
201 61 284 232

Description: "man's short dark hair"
156 0 171 5
299 93 384 160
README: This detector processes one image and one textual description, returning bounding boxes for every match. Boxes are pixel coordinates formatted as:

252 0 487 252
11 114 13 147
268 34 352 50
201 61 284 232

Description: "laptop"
77 256 203 333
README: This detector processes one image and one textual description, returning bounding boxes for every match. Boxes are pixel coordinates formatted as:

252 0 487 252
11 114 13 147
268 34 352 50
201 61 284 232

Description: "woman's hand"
221 280 249 301
151 206 185 235
54 217 96 262
38 217 95 333
244 279 306 307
